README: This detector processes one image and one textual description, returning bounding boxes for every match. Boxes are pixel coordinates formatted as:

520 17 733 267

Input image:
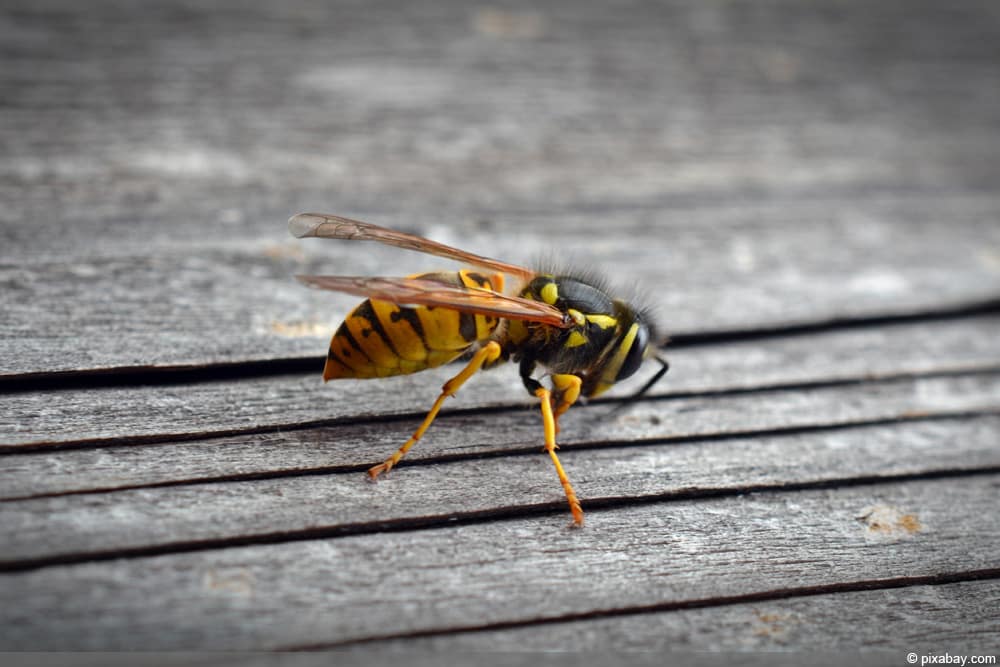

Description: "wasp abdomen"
323 269 503 380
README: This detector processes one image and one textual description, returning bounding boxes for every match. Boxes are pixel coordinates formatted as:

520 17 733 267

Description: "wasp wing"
289 213 536 281
295 275 571 328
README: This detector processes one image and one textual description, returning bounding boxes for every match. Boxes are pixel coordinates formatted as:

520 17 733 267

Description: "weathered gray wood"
3 377 998 563
3 316 999 447
3 188 998 378
0 476 996 649
2 0 1000 375
3 0 999 654
364 579 1000 653
2 369 999 502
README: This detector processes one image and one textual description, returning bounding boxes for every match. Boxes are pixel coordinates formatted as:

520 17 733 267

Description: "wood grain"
1 477 996 649
3 374 998 563
2 369 998 502
363 579 1000 652
2 0 1000 375
3 0 999 654
4 316 999 447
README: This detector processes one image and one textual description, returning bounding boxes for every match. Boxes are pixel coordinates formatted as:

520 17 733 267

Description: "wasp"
289 213 669 525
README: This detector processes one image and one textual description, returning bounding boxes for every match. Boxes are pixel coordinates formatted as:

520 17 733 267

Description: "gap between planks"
3 362 999 455
5 312 1000 448
3 475 998 650
2 296 998 393
3 465 999 574
288 566 1000 650
3 404 998 503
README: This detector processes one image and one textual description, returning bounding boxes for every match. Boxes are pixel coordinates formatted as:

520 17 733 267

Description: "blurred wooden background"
2 0 999 654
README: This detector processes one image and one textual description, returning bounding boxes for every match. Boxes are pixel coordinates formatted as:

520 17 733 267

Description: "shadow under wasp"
289 213 669 525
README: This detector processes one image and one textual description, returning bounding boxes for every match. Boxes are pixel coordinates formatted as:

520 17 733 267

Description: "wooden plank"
3 0 1000 374
3 315 999 447
3 196 999 377
2 368 999 502
3 375 998 563
363 578 1000 653
0 476 996 649
3 1 997 656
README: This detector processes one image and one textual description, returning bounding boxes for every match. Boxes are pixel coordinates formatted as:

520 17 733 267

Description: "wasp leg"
534 385 584 526
368 340 502 479
549 373 582 434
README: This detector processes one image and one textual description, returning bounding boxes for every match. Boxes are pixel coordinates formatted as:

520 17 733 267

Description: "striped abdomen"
323 270 504 380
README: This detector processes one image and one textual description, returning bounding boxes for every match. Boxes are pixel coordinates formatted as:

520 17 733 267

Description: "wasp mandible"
290 213 669 526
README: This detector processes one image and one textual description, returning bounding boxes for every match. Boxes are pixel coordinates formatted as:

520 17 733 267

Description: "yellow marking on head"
596 322 641 391
585 314 617 330
540 281 559 305
566 330 588 348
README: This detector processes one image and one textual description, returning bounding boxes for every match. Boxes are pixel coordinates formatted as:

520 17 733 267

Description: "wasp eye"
615 323 649 382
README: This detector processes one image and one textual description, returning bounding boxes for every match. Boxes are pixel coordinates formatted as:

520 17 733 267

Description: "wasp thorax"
512 275 651 397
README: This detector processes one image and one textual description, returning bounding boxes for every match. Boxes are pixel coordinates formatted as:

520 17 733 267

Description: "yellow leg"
535 386 584 526
368 341 502 479
549 373 582 434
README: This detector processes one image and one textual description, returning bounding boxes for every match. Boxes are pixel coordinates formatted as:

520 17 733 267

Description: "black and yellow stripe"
323 270 503 381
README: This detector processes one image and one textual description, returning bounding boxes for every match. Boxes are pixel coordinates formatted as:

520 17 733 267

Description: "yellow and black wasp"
289 213 669 525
